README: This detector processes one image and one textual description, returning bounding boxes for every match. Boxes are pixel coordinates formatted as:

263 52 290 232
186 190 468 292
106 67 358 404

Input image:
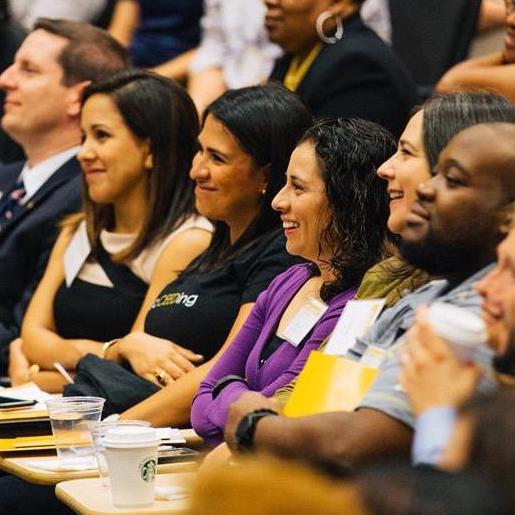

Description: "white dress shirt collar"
20 146 81 202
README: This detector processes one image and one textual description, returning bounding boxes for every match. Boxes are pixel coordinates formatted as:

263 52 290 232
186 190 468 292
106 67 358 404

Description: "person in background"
108 0 202 73
185 0 282 114
8 70 211 392
191 118 395 444
8 0 108 30
185 0 392 115
265 0 418 138
437 0 515 101
0 18 128 377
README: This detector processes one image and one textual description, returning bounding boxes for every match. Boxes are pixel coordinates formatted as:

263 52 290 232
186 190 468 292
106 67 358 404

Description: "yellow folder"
0 434 55 452
283 351 379 417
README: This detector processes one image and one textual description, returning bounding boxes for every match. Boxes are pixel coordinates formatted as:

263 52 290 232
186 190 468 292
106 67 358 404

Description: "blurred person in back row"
185 0 391 114
0 18 127 377
266 0 418 138
437 0 515 102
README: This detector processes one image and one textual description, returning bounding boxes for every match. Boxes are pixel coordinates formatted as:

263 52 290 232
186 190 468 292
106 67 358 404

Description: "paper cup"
102 426 160 508
91 420 150 487
428 302 486 362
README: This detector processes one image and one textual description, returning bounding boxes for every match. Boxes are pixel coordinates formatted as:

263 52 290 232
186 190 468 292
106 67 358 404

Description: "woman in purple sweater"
191 118 396 444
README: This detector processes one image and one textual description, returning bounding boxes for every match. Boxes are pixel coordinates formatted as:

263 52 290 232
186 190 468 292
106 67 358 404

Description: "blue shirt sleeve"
412 406 457 466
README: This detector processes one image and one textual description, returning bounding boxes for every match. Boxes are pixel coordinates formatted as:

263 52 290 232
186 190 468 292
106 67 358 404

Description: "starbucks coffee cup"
102 426 160 508
427 302 486 363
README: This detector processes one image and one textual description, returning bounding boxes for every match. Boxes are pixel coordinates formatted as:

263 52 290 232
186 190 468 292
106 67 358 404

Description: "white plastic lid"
428 302 486 347
102 426 160 449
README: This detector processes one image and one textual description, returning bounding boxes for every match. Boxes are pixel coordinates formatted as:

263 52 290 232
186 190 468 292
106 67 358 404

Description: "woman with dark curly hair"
190 117 395 444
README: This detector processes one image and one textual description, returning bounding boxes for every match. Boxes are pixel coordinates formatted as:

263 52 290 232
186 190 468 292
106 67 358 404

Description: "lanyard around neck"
283 43 323 92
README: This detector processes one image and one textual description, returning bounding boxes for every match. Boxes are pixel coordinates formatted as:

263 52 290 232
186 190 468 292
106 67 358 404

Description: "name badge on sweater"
63 221 91 286
324 299 386 356
278 297 328 347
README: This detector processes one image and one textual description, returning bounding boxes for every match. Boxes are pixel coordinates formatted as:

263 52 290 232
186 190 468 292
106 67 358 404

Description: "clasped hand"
116 331 204 386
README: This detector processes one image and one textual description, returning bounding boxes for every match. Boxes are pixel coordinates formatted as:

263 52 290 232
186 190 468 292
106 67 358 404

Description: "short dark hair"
299 118 395 301
80 69 199 260
422 92 515 171
33 18 128 86
189 83 313 271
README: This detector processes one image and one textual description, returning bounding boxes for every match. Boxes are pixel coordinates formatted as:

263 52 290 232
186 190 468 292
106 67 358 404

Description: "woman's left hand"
116 331 204 386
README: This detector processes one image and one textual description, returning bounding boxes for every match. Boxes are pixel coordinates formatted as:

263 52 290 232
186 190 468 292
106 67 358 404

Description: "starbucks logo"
139 456 157 483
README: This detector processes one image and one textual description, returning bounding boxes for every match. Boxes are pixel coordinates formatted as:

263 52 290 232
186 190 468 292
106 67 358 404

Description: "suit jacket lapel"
0 162 24 201
0 157 81 238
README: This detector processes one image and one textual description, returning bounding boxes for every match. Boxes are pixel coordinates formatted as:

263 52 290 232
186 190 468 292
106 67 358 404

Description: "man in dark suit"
0 18 128 375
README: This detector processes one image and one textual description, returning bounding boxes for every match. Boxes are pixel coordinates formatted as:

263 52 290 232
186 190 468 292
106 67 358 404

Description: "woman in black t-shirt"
104 83 313 422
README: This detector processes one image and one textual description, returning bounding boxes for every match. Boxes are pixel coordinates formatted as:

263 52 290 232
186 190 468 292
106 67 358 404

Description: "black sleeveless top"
53 245 147 342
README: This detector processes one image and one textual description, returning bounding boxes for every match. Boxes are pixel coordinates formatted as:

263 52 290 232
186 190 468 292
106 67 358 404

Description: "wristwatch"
234 408 278 453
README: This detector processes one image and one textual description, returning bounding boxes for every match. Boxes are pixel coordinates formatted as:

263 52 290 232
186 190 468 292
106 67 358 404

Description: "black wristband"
235 408 279 453
212 374 247 399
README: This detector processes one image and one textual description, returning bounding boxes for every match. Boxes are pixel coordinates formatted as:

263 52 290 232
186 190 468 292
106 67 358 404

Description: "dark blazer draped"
0 157 82 373
269 13 418 138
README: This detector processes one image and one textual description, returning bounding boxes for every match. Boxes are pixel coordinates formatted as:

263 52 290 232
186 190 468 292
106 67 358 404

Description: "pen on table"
53 362 74 384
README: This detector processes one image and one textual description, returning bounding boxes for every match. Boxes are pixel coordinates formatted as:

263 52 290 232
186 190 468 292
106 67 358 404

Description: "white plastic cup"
102 426 160 508
46 396 105 466
427 302 486 362
91 420 150 487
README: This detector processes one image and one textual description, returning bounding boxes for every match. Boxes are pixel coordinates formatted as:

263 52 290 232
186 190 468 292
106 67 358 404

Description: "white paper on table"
27 457 98 472
0 382 53 412
156 427 186 444
155 486 189 501
0 382 53 402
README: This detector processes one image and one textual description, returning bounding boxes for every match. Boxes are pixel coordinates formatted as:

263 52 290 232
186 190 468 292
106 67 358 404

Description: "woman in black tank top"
10 70 210 392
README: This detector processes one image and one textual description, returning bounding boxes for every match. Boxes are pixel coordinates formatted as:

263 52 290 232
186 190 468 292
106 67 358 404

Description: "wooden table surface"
0 429 203 485
56 472 194 515
0 452 199 485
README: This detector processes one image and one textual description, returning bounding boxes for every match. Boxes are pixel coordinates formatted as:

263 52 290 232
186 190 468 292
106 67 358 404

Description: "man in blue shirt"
403 223 515 466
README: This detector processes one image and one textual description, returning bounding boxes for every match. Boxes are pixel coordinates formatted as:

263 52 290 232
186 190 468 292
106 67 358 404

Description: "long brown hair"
76 70 200 261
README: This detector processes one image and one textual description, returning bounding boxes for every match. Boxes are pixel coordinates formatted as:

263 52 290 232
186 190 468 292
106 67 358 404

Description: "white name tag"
63 221 91 287
324 299 386 356
278 297 328 347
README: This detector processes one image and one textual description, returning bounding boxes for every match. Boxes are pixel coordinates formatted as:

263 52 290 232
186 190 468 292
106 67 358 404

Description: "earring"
316 11 344 44
145 154 153 170
261 187 267 197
